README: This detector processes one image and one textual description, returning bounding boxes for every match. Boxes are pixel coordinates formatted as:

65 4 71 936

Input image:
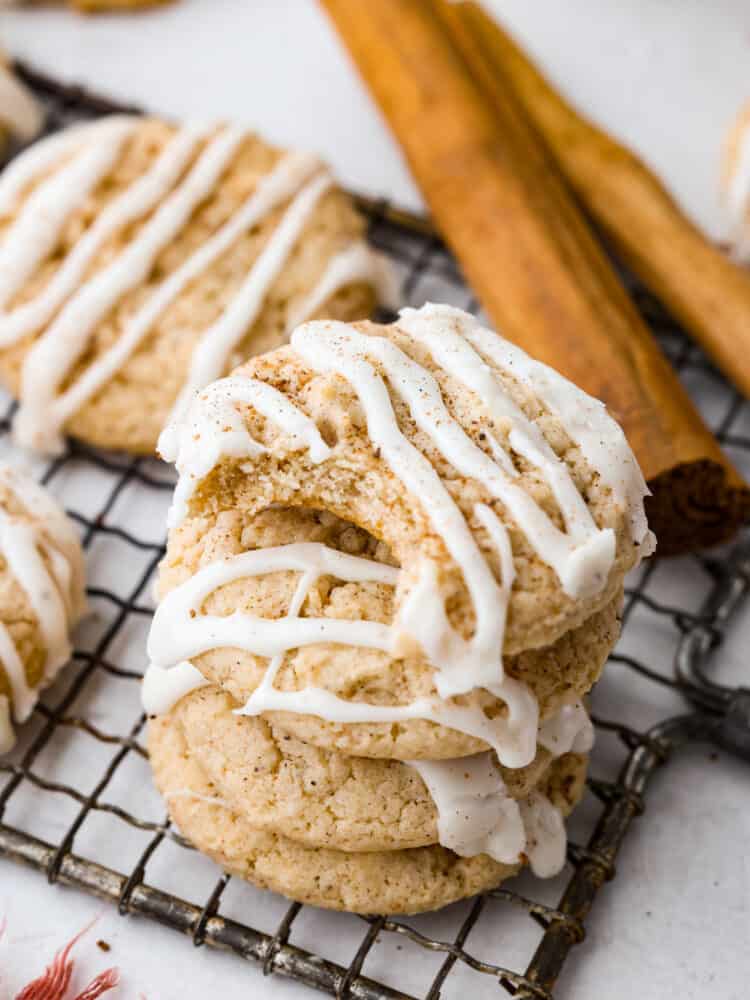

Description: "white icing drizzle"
0 117 136 314
409 752 569 876
239 679 538 769
0 464 85 613
160 374 332 528
0 463 84 751
14 125 248 454
727 120 750 262
411 754 567 878
0 517 69 680
409 754 525 865
0 63 43 141
404 701 588 874
30 149 325 458
0 118 132 217
142 660 208 717
144 539 592 777
165 168 333 430
148 544 399 666
287 317 619 719
0 122 212 346
519 792 567 877
0 620 34 722
538 699 594 756
407 306 653 553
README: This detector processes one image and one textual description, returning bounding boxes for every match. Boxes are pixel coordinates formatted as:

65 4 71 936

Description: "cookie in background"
0 117 393 456
0 462 86 753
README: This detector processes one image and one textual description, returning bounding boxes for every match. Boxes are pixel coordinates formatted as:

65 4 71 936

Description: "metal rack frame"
0 64 748 1000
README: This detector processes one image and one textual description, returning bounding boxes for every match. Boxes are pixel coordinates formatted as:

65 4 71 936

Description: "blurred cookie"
0 116 390 454
0 463 85 752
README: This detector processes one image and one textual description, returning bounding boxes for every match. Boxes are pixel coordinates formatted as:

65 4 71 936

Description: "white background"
1 2 749 999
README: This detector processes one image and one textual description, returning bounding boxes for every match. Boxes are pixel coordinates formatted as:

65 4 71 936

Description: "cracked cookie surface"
149 710 587 915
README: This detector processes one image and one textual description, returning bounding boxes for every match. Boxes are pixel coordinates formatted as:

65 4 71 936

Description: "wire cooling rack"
0 64 748 1000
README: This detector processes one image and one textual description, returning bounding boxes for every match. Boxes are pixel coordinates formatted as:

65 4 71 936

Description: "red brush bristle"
70 967 119 1000
13 921 119 1000
14 937 75 1000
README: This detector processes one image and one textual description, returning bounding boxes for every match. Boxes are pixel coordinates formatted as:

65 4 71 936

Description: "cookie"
148 304 649 765
148 711 587 915
0 463 86 752
149 505 617 759
165 684 590 853
0 116 390 455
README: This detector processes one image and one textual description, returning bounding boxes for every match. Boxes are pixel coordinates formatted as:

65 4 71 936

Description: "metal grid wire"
0 64 748 1000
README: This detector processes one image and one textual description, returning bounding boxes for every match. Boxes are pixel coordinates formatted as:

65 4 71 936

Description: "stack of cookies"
145 303 654 914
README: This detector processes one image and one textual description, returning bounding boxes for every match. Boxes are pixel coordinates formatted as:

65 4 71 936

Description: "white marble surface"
0 2 749 999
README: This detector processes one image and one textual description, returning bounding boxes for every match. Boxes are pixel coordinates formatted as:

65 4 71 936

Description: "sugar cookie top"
149 305 648 764
0 463 86 751
0 116 390 454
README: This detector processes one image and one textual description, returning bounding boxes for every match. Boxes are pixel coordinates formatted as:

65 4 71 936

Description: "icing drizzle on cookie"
0 464 85 752
143 542 535 768
408 753 568 876
420 306 654 550
0 117 388 454
405 704 592 870
144 541 598 769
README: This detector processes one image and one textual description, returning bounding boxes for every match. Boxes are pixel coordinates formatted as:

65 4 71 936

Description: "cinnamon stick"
319 0 750 553
455 1 750 400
